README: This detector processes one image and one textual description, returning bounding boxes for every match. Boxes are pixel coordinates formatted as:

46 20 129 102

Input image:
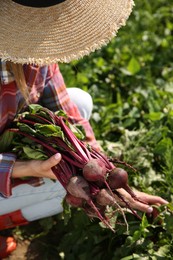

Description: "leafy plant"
11 0 173 259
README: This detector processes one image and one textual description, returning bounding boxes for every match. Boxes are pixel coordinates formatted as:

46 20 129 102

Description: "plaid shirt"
0 61 98 197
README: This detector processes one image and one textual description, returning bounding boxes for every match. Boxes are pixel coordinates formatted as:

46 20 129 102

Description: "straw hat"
0 0 134 65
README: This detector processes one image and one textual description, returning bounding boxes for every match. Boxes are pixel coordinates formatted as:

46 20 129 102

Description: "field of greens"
12 0 173 259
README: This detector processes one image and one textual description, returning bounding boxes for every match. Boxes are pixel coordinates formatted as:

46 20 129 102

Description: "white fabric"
0 178 66 220
67 88 93 120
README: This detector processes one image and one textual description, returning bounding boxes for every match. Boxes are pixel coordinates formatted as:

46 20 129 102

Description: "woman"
0 0 168 258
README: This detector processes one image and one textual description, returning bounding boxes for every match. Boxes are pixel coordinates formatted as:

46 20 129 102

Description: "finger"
134 191 168 206
114 192 154 214
114 189 158 214
129 200 154 214
144 195 168 205
41 153 62 171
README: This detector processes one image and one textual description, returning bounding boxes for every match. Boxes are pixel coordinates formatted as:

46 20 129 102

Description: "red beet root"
66 175 115 232
66 176 90 201
96 188 115 206
83 158 107 182
107 167 137 197
107 168 128 189
107 168 148 205
65 193 84 208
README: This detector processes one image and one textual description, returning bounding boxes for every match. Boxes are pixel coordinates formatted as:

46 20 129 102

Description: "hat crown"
1 0 134 65
12 0 66 7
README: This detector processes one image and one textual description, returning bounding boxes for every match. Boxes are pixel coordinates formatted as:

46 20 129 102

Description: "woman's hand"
12 155 168 217
114 188 168 215
12 153 62 180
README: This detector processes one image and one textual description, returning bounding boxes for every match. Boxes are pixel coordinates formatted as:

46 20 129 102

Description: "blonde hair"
8 61 29 102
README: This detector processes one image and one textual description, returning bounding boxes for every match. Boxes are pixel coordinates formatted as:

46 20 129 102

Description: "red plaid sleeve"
0 153 17 197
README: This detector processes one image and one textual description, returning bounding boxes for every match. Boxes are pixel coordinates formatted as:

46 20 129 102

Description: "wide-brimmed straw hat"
0 0 134 65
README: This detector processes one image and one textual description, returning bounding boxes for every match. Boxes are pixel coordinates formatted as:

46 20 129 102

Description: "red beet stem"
18 119 37 125
53 137 87 165
61 154 84 168
87 199 115 232
59 117 89 163
9 129 58 154
41 107 57 124
75 139 92 160
109 158 137 172
90 148 113 170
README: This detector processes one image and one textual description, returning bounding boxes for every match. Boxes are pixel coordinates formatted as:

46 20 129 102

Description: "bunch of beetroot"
9 104 148 231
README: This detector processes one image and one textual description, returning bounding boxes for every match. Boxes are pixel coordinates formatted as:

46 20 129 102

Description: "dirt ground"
3 237 54 260
3 235 50 260
1 221 60 260
4 239 30 260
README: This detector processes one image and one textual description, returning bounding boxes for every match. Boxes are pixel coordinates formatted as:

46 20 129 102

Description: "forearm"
11 153 61 180
11 161 33 179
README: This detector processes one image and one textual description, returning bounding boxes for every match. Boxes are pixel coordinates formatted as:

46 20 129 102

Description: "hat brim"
0 0 134 65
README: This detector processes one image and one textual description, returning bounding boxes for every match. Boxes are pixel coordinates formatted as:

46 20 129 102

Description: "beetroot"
66 176 91 201
96 188 115 206
107 168 129 190
65 193 84 208
107 168 148 205
66 176 115 231
7 104 151 232
83 158 107 182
